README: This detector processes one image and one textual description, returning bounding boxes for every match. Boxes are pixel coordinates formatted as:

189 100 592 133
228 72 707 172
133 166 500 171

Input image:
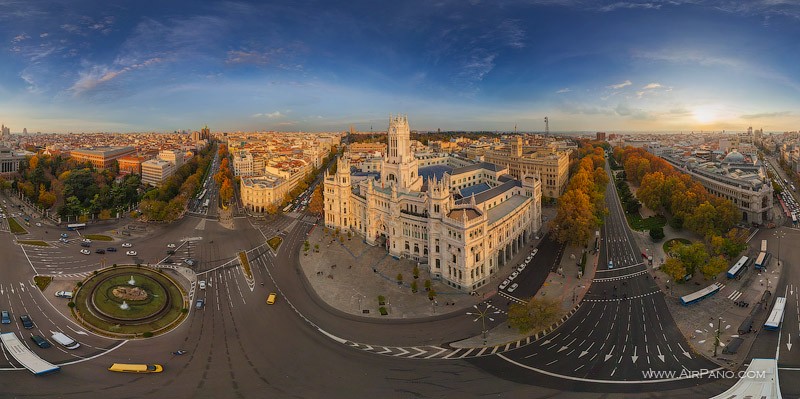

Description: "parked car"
30 334 52 349
608 260 614 269
81 238 91 243
184 259 197 267
126 251 137 256
166 250 176 255
167 243 176 248
1 310 10 324
196 298 205 309
35 222 42 227
508 283 519 293
95 249 106 254
80 242 91 248
198 280 206 290
517 264 526 272
107 247 117 252
19 314 34 329
499 279 510 290
121 243 132 248
55 291 74 299
510 271 519 279
162 258 175 264
80 249 91 255
60 233 68 238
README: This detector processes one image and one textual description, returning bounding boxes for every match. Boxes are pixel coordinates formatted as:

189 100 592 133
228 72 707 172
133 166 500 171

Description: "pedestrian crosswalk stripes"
727 290 743 302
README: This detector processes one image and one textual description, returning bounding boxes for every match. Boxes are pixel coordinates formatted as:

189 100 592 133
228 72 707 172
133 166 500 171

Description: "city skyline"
1 0 800 133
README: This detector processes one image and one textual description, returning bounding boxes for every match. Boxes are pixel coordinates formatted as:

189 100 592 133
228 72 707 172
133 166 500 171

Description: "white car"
121 243 132 248
499 279 510 290
80 249 91 255
35 222 41 227
55 291 73 299
510 271 519 279
508 283 519 293
517 264 526 272
532 248 538 256
167 243 176 248
126 250 137 256
82 238 91 243
525 255 533 262
198 280 206 290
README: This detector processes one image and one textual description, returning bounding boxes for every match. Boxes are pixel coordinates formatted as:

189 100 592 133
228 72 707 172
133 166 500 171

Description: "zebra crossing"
727 289 743 302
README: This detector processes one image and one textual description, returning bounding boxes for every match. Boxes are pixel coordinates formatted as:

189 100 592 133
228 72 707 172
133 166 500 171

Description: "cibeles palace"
324 115 543 292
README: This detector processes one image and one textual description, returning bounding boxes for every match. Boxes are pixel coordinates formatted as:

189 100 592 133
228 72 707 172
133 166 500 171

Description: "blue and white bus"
680 283 722 306
727 256 749 279
761 240 768 253
755 252 768 270
764 297 786 330
67 223 86 231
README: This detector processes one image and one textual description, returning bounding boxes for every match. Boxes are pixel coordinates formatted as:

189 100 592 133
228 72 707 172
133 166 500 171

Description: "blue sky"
1 0 800 133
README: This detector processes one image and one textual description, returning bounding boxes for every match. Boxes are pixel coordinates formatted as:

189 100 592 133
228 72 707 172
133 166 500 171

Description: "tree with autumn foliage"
308 185 324 215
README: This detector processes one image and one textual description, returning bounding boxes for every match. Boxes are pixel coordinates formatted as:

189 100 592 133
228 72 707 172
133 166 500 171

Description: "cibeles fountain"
74 266 187 337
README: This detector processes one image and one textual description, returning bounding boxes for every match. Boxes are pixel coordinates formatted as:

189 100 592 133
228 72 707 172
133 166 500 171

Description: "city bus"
764 297 787 330
67 223 86 231
108 363 163 373
680 283 722 306
202 199 210 208
755 252 768 270
282 204 293 213
197 189 207 201
726 256 748 279
761 240 768 253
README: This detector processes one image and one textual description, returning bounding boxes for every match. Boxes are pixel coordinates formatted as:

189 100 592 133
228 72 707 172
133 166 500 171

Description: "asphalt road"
0 166 736 398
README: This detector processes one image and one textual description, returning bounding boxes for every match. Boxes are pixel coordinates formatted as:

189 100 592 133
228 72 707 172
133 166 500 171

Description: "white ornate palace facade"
324 115 542 292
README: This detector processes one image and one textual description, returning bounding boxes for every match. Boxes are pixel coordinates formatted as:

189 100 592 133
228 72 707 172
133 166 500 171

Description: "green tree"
674 242 709 275
649 227 665 241
507 297 561 333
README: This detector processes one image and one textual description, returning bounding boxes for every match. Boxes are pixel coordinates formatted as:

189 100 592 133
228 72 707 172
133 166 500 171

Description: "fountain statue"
128 276 136 286
120 301 129 310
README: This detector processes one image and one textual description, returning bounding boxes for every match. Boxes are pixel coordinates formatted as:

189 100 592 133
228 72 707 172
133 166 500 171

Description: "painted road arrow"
657 346 665 362
678 343 692 359
631 347 638 363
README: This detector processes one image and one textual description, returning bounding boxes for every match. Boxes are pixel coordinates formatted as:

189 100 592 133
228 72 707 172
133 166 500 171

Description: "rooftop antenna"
544 116 549 137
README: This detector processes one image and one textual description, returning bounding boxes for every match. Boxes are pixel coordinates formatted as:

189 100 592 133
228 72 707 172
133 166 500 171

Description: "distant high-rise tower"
544 116 549 137
349 125 355 135
0 124 10 138
511 136 523 157
22 128 27 134
201 125 211 140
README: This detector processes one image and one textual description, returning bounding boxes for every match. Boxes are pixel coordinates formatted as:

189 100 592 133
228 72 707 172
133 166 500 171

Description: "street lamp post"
466 304 502 345
713 317 722 357
775 230 785 267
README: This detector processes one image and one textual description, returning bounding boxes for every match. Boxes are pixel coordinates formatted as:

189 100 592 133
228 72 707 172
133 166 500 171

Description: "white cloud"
598 2 662 12
556 88 571 94
11 33 29 43
69 57 162 96
642 82 662 89
39 32 48 38
607 80 632 89
252 111 283 118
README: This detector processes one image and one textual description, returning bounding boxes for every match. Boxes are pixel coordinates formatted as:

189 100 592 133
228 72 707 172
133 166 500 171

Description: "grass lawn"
267 236 283 251
7 217 28 234
663 238 692 253
84 234 113 241
239 251 253 280
626 213 666 231
18 240 50 247
34 275 52 291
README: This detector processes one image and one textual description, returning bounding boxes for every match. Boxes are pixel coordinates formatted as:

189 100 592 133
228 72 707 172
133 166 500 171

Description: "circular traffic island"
73 266 187 338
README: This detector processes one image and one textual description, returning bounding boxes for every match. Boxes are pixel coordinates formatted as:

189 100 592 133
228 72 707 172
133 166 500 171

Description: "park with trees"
614 146 746 281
